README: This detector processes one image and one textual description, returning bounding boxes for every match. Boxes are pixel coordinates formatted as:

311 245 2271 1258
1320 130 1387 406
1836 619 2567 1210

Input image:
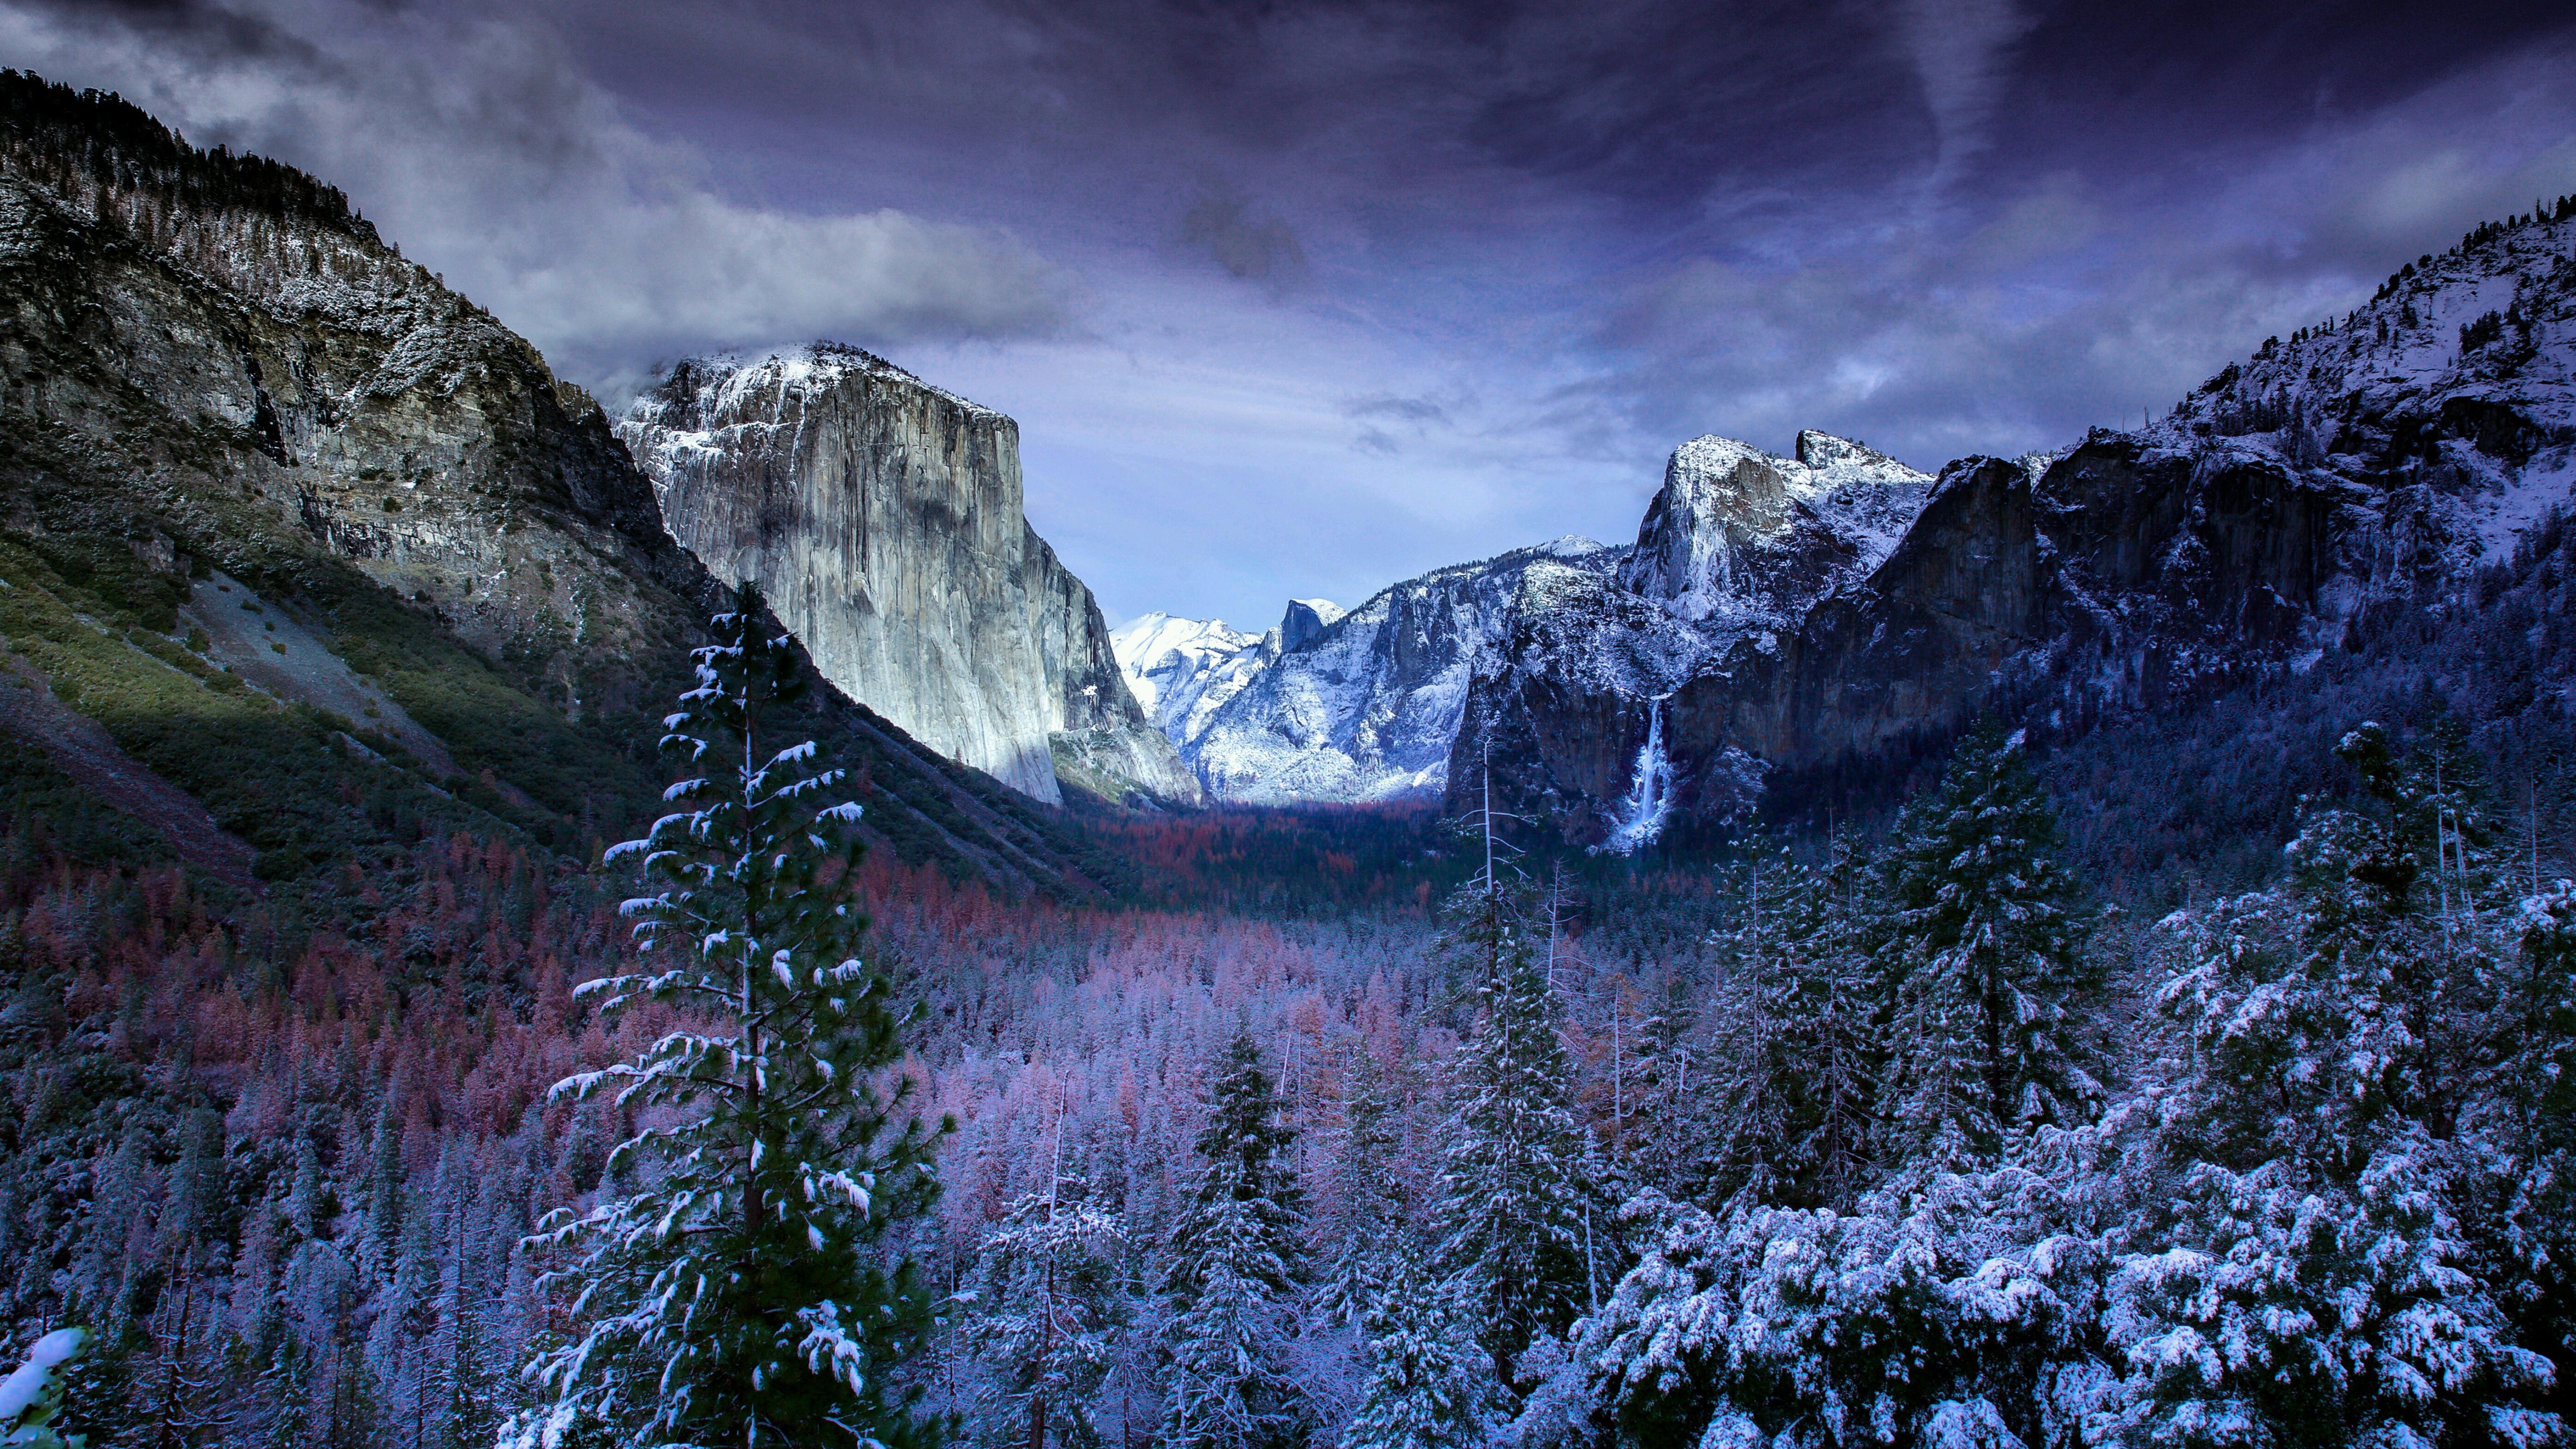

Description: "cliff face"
1141 540 1618 803
617 345 1200 808
0 73 1134 897
1462 211 2576 844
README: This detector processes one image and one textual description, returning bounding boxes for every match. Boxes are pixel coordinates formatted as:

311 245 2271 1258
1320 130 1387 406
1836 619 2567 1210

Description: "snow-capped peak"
1278 598 1345 653
1110 613 1258 713
1620 431 1935 622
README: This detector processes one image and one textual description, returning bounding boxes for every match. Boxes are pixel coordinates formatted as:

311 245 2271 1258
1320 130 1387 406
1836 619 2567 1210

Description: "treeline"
5 630 2574 1446
923 720 2576 1447
0 69 373 242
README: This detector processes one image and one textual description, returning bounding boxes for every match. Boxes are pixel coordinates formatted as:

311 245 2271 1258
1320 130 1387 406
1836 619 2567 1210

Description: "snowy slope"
1171 539 1620 803
1622 431 1935 624
1124 433 1937 811
2143 213 2576 575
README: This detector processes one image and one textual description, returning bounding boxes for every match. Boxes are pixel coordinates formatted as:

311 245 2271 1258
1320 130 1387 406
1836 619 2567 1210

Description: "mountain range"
6 62 2572 881
1113 210 2576 852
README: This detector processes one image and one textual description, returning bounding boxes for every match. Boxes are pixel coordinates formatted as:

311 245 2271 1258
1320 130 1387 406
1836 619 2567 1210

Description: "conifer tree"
1162 1031 1310 1449
2119 723 2553 1443
967 1167 1130 1449
1872 722 2098 1168
1429 882 1598 1388
1317 1049 1408 1326
1699 843 1878 1209
1340 1251 1505 1449
1620 977 1703 1202
501 583 949 1449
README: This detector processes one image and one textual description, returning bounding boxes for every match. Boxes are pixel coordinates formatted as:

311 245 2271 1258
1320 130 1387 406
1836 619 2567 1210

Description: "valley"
0 60 2573 1449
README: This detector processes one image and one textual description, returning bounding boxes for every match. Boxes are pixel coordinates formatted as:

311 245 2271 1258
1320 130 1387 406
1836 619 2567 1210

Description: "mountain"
1111 611 1255 712
1118 432 1930 815
0 71 1134 898
617 345 1201 809
1129 539 1620 803
1464 205 2576 846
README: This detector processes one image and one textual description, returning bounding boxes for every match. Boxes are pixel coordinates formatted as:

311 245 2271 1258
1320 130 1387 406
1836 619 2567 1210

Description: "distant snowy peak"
1172 539 1621 804
1110 612 1258 714
1620 430 1934 622
1278 598 1344 653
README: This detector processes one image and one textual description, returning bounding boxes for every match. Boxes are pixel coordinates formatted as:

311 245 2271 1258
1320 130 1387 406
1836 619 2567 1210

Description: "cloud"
1181 193 1309 284
1895 0 2036 194
0 0 1081 394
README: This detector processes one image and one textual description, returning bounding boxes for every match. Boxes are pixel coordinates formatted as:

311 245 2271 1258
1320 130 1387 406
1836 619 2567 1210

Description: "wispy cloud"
0 0 1081 397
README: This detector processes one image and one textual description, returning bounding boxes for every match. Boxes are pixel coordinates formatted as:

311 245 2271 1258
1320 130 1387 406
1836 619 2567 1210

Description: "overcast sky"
6 0 2573 628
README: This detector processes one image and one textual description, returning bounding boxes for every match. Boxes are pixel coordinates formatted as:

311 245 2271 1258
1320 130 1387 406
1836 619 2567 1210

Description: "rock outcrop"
0 72 1134 896
1123 541 1619 803
618 346 1201 808
1462 210 2576 844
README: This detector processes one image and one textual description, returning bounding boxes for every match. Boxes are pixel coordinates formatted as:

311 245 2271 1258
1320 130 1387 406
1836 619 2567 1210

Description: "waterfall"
1599 697 1675 856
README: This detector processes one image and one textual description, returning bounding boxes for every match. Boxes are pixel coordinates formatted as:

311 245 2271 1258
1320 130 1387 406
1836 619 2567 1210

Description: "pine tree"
1698 844 1877 1209
966 1167 1131 1449
1339 1251 1505 1449
1317 1049 1407 1326
1872 722 2098 1168
1429 883 1598 1388
2115 724 2555 1444
501 584 950 1449
1619 977 1703 1202
1161 1031 1310 1449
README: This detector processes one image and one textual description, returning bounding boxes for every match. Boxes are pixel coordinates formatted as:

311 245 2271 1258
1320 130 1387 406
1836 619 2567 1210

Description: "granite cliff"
617 346 1200 808
0 72 1133 896
1459 208 2576 845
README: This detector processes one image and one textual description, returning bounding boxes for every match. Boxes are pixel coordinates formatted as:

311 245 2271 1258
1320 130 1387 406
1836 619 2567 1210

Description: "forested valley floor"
8 618 2576 1447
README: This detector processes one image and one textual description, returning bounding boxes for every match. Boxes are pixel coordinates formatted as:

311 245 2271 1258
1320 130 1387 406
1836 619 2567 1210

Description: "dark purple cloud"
3 0 2570 628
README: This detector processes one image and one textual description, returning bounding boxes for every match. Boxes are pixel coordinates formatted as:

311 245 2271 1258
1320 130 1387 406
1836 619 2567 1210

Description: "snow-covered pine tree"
1779 829 1879 1206
1429 881 1600 1389
1317 1048 1408 1326
502 583 950 1449
1698 845 1878 1210
1618 978 1703 1203
1162 1031 1310 1449
2114 724 2559 1444
1340 1249 1505 1449
2496 881 2576 1398
965 1167 1131 1449
1873 721 2099 1170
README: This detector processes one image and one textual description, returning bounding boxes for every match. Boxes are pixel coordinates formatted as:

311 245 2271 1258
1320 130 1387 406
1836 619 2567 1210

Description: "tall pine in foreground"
1162 1031 1311 1449
1430 881 1598 1390
1340 1251 1504 1449
1873 721 2099 1168
502 584 950 1449
1698 843 1879 1210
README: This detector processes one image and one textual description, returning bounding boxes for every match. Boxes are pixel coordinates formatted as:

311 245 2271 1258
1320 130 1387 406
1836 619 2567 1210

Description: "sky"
5 1 2574 629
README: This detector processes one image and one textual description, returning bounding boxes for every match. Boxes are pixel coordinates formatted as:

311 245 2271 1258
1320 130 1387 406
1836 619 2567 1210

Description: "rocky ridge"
1463 205 2576 845
618 345 1200 809
0 72 1133 896
1116 539 1622 803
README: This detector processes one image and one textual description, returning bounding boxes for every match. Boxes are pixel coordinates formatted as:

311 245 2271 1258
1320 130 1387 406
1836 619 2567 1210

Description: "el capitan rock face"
618 345 1200 807
0 74 1133 896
